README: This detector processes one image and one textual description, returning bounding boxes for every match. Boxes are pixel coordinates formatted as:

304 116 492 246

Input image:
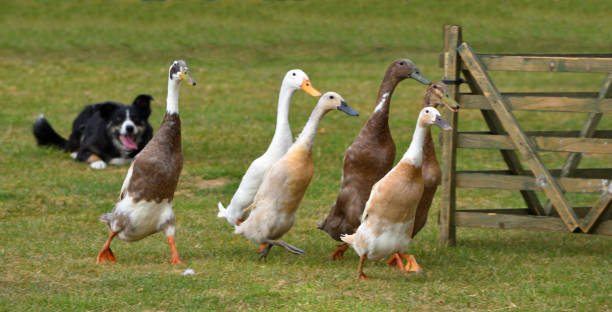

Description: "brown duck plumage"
317 59 430 256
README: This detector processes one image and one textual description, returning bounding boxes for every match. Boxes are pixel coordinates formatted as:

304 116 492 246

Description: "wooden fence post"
440 25 461 246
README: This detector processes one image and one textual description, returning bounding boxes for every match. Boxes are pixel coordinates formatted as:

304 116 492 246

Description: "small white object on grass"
182 268 195 276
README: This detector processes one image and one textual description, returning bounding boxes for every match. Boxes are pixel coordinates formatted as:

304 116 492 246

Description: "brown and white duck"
317 58 430 260
96 60 196 264
341 107 451 280
235 92 359 259
411 82 459 240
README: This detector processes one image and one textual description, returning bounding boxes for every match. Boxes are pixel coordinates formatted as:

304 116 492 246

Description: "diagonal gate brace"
457 42 580 232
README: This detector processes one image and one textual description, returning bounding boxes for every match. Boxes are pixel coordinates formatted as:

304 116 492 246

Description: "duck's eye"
433 85 438 89
425 109 429 113
292 72 296 76
329 95 334 99
399 62 405 65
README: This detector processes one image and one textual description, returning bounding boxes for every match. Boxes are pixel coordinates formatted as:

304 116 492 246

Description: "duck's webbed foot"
258 244 273 260
387 253 407 273
268 240 305 255
331 243 349 260
400 254 422 273
358 255 368 280
96 231 118 263
97 247 117 263
168 235 183 265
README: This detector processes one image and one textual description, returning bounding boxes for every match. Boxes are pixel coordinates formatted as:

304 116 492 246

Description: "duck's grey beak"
434 114 452 130
410 69 431 85
337 100 359 116
442 94 460 112
181 69 196 86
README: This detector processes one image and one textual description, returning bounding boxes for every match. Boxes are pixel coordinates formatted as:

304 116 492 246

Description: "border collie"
33 94 153 169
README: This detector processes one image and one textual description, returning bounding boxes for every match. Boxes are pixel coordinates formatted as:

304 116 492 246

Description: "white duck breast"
235 92 359 259
217 69 321 226
95 60 196 264
342 107 451 280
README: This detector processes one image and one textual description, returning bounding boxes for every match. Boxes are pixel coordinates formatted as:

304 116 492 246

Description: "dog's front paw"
90 160 107 170
70 152 77 159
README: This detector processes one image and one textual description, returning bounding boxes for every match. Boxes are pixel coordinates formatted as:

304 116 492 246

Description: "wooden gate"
438 25 612 246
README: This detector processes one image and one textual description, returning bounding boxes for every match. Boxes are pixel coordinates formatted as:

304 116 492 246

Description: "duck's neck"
402 123 428 167
166 79 181 115
269 84 297 146
421 94 438 163
295 105 327 151
372 71 400 116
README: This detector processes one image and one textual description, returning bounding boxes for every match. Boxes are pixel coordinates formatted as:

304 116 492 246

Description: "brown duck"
96 60 196 264
317 58 430 259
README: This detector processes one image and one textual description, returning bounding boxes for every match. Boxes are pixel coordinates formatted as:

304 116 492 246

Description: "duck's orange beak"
301 78 321 97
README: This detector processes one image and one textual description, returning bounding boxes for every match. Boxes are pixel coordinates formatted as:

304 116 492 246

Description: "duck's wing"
119 162 135 200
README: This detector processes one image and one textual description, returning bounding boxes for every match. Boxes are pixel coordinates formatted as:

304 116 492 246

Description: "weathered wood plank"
456 172 609 193
454 207 594 217
456 211 612 235
458 94 612 113
581 184 612 232
439 24 462 246
544 74 612 217
456 133 612 154
458 42 580 231
456 208 531 215
457 169 612 180
476 54 612 73
592 220 612 235
455 212 570 232
448 130 612 139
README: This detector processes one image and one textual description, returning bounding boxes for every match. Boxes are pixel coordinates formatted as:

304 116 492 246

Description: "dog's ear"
132 94 152 119
97 103 117 121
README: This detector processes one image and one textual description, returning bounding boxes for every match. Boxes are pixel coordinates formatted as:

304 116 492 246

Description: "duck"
411 82 459 240
218 70 321 226
318 58 430 260
235 92 359 259
96 60 196 264
341 107 451 280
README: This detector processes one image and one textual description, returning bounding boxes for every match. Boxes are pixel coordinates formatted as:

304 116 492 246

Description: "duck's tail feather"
267 240 305 255
100 213 112 224
217 202 229 219
340 233 355 245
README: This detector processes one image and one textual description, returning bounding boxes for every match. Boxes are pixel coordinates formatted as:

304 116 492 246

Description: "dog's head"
99 95 153 153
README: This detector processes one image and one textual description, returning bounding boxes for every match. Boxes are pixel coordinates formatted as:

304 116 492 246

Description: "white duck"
96 60 196 264
341 107 451 279
218 69 321 226
235 92 359 259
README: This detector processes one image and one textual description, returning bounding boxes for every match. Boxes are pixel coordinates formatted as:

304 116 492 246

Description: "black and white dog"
33 94 153 169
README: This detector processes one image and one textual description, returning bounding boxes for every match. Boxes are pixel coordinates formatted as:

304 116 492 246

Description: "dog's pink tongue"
120 135 138 150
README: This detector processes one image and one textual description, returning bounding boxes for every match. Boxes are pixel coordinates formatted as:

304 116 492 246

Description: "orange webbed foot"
387 253 407 273
330 243 349 260
96 247 117 263
170 254 183 265
401 254 423 273
257 244 267 253
358 272 369 281
167 235 183 265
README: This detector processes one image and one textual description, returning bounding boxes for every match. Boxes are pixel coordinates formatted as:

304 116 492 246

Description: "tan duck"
411 82 459 239
318 58 430 259
341 107 451 280
96 60 195 264
235 92 359 259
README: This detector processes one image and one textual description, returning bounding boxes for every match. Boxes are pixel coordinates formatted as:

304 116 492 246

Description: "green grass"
1 0 611 311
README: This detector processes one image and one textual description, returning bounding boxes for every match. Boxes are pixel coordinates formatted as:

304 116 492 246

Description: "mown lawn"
0 0 610 311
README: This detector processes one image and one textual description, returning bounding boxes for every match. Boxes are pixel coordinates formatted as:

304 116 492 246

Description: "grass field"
1 0 611 311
